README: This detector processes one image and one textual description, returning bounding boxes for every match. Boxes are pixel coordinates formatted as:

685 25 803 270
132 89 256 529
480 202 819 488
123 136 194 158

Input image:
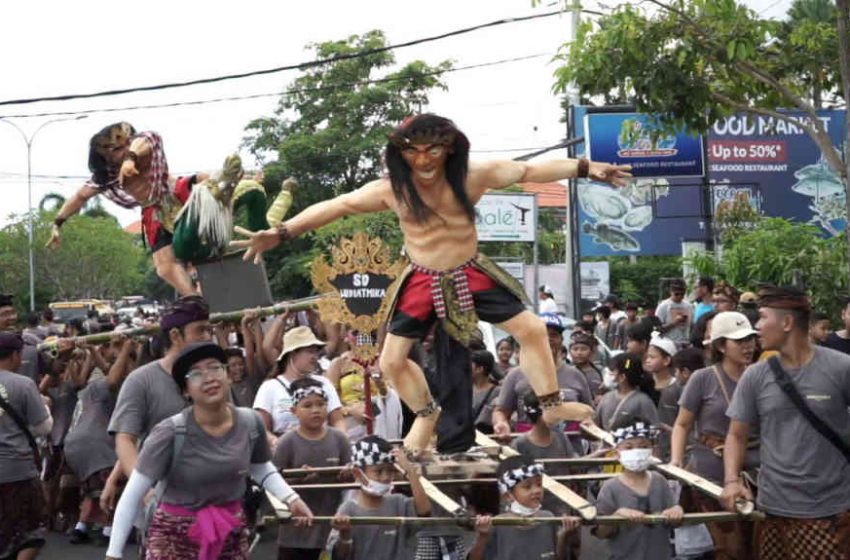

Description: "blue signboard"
708 111 847 237
585 112 705 178
574 106 847 257
574 107 706 256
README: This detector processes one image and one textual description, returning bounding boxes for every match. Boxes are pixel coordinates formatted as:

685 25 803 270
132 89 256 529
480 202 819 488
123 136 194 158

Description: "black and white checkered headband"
498 463 545 494
291 385 327 406
351 440 395 468
613 422 659 444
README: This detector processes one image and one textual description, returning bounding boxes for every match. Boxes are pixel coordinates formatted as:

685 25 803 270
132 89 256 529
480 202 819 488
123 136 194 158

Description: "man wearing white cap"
253 326 345 443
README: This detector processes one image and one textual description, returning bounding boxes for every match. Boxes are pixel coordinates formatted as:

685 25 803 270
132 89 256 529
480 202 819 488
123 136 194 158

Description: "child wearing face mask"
511 393 577 515
596 353 659 433
594 422 683 560
331 435 430 560
470 455 581 560
274 378 351 560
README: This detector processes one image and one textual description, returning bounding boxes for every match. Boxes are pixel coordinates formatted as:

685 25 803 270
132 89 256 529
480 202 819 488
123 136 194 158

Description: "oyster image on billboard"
578 177 667 252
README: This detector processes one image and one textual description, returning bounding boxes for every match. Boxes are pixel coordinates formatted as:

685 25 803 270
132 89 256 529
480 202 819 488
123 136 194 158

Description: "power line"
0 137 569 181
0 54 548 119
0 10 563 108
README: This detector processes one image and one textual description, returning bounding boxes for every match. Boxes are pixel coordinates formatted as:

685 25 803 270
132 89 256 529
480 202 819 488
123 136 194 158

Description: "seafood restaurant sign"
585 112 706 178
573 106 847 256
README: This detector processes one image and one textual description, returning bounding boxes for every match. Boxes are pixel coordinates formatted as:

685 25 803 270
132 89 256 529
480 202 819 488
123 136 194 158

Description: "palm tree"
38 192 116 221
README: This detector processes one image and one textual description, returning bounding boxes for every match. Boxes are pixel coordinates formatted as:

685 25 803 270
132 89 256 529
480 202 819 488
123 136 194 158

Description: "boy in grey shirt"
511 393 578 516
469 454 580 560
274 377 350 560
594 421 682 560
331 436 431 560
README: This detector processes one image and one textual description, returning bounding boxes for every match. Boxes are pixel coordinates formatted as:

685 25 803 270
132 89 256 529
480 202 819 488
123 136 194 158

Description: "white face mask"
360 477 393 497
509 500 541 517
602 368 618 390
618 448 653 472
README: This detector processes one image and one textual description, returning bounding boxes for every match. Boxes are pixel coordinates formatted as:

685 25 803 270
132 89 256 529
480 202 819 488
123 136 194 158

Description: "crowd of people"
1 273 849 559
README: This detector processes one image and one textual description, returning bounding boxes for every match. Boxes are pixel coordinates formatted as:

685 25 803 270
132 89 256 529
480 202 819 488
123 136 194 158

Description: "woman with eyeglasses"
105 341 313 560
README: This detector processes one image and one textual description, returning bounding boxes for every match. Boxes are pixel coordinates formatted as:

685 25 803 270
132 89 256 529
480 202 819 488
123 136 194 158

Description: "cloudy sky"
0 0 791 228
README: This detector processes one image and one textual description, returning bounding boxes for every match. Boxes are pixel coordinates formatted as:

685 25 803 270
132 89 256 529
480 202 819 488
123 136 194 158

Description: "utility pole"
564 0 582 318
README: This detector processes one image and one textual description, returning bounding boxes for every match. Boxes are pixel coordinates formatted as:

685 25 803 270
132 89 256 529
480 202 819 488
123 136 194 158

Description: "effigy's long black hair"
385 114 475 224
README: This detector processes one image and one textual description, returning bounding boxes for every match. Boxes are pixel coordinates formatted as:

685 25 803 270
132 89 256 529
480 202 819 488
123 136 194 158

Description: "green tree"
0 212 147 308
685 217 848 316
579 256 682 311
551 0 850 262
242 31 452 298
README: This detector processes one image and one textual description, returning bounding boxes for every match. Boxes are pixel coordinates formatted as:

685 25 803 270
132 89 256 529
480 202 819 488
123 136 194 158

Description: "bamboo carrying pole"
37 294 325 354
654 463 756 516
264 512 764 527
278 456 618 478
475 431 598 521
287 472 618 491
394 463 465 516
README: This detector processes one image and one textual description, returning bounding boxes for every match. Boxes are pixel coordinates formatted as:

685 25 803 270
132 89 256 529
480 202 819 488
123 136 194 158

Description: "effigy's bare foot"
539 392 594 426
403 401 441 458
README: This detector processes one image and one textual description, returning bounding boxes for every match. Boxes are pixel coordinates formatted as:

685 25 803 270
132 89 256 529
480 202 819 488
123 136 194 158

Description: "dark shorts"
0 477 46 559
388 267 526 340
80 468 112 499
151 228 173 253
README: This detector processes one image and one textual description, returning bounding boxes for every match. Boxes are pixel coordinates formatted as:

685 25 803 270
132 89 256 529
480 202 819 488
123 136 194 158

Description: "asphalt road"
40 529 279 559
41 526 609 559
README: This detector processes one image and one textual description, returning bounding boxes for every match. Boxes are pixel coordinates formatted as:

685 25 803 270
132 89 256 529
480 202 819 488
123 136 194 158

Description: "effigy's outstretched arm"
233 179 391 264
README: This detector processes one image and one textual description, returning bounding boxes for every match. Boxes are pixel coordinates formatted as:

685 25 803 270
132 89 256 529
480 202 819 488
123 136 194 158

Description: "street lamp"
0 115 88 311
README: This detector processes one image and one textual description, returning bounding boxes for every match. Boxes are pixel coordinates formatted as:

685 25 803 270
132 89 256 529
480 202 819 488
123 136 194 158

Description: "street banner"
580 261 610 301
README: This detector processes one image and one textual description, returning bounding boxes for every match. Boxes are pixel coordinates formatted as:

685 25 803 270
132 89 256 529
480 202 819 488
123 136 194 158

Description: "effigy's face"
401 143 449 187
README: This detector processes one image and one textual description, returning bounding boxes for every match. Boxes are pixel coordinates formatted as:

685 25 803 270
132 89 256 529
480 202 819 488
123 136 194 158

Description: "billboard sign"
574 106 847 257
475 192 537 242
585 112 706 178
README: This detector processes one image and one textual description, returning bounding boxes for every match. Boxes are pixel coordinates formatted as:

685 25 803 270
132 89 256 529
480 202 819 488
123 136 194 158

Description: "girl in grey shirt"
106 342 313 560
595 353 659 432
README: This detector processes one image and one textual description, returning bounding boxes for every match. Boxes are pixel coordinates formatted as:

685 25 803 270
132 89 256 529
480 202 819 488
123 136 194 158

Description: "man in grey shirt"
0 332 53 560
655 279 693 346
102 295 212 506
492 316 593 435
723 286 850 558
